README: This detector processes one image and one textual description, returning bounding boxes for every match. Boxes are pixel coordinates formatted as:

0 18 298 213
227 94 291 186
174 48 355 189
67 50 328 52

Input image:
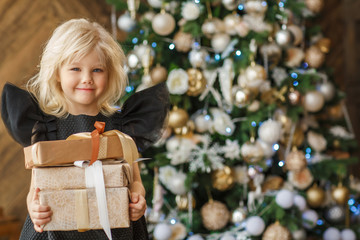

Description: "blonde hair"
27 18 128 117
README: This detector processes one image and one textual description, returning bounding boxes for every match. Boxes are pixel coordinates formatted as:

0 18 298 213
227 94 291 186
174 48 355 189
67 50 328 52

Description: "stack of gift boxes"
23 131 135 231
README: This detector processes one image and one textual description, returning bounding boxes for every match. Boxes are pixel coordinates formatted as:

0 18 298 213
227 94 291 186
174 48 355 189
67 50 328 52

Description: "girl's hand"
29 188 52 232
129 192 146 221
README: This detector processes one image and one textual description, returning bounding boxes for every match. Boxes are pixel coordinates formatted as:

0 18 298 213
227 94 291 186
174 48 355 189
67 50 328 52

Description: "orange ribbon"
90 121 105 166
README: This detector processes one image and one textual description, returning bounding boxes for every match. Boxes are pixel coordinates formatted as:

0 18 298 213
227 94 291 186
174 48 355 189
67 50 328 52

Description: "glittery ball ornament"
152 12 176 36
174 31 194 52
200 200 230 231
324 205 345 224
304 90 325 112
262 222 291 240
305 0 324 13
288 168 313 190
187 68 207 96
168 106 189 129
306 184 325 208
211 166 235 191
285 148 307 172
305 45 325 68
275 29 293 47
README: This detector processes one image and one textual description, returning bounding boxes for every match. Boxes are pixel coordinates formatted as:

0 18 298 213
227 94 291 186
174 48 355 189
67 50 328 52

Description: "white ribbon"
200 69 223 108
74 160 112 240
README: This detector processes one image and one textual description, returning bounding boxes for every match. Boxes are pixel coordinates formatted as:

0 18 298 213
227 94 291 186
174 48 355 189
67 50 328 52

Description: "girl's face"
58 50 108 115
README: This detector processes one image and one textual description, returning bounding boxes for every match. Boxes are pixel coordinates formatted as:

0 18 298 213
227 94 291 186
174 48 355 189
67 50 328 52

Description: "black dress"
1 83 169 240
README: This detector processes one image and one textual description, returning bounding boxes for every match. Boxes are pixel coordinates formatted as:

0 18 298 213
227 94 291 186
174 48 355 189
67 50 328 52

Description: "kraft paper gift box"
32 162 131 190
39 187 130 231
23 134 124 169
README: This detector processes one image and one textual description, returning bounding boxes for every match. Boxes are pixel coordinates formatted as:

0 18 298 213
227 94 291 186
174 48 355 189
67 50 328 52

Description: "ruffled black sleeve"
114 82 170 152
1 83 56 147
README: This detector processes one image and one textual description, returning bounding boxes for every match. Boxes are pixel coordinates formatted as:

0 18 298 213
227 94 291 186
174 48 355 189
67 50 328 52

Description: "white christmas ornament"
245 216 265 236
117 13 136 32
166 69 189 95
302 209 318 229
292 229 307 240
126 52 140 69
153 223 172 240
194 113 212 133
222 0 240 10
224 13 241 35
220 234 236 240
244 0 268 16
258 119 282 144
293 194 307 211
141 11 156 22
152 12 175 36
189 48 209 69
318 82 335 101
275 29 293 47
304 91 325 112
181 2 201 21
257 140 275 158
211 33 231 53
307 131 327 152
323 227 341 240
188 235 204 240
276 189 294 209
340 229 356 240
147 0 163 8
210 108 235 136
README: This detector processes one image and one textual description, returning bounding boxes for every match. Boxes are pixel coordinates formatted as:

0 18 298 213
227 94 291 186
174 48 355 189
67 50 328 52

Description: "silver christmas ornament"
324 205 345 224
318 82 336 101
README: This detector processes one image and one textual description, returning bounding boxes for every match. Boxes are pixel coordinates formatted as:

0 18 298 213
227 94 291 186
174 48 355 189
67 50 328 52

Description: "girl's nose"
81 72 93 84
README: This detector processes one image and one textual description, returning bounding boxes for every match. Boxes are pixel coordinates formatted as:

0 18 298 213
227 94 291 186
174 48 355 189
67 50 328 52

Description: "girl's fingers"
33 217 51 226
32 211 53 219
34 224 43 233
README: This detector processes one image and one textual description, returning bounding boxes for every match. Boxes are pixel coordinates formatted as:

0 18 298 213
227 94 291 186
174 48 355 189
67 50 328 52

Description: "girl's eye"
93 68 103 72
71 68 80 71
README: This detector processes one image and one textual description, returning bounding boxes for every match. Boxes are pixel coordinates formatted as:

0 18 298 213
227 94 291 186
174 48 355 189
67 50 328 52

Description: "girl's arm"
129 162 147 221
27 175 52 232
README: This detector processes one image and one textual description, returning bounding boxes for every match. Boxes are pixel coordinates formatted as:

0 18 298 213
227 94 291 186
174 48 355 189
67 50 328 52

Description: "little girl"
1 18 169 239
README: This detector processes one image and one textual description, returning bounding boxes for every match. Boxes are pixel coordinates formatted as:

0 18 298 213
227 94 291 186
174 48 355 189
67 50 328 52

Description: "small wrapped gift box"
23 134 124 169
39 187 130 231
33 162 131 190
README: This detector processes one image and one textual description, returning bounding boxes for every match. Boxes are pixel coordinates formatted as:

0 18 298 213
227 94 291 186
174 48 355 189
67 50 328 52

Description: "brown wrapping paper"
39 187 130 231
23 134 123 169
33 162 131 190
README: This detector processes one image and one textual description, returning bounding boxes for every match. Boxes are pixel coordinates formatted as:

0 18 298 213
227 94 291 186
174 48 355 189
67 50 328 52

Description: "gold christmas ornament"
175 194 196 211
305 45 325 68
306 184 325 208
152 12 176 36
262 176 284 192
150 65 168 84
224 13 241 35
288 87 301 105
285 148 307 172
275 29 293 47
316 38 331 53
331 183 350 205
173 31 194 52
262 222 292 240
200 200 230 231
287 24 304 46
241 139 264 164
211 166 235 191
305 0 324 13
244 0 268 16
327 103 344 120
173 120 195 136
285 47 305 68
288 168 314 190
232 86 252 107
187 68 207 96
168 106 189 129
244 64 267 83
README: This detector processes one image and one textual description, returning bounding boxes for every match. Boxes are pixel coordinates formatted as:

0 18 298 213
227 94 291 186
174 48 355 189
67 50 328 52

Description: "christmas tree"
107 0 359 239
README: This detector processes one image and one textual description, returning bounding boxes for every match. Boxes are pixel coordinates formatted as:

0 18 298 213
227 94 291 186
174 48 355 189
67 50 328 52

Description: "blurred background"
0 0 359 238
